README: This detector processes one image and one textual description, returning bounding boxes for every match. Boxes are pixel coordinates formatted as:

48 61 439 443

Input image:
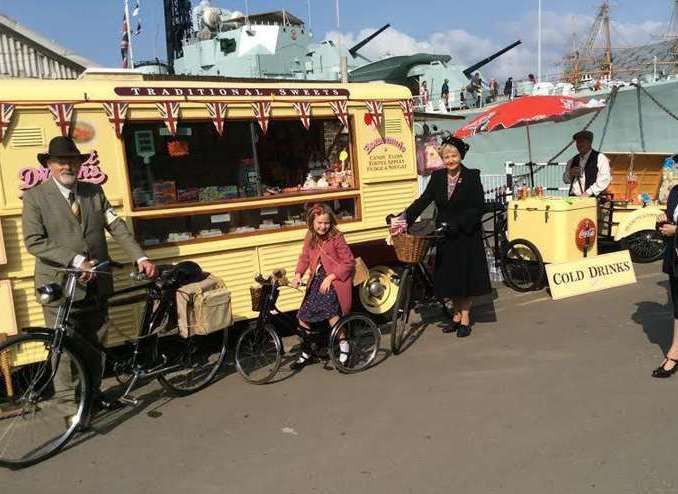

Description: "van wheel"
356 265 401 321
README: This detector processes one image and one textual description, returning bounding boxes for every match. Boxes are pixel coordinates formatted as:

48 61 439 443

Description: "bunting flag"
103 102 129 138
399 99 414 129
252 101 271 134
206 102 228 136
329 100 349 129
48 103 74 137
292 101 312 130
0 103 15 142
156 101 180 135
365 100 384 129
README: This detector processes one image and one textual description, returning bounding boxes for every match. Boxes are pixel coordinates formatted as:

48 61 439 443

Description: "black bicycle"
386 217 452 355
234 270 381 384
0 260 227 468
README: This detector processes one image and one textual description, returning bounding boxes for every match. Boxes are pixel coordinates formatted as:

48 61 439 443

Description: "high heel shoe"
651 357 678 378
442 320 460 334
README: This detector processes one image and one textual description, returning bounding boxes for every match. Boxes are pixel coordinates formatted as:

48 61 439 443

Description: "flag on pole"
134 19 142 36
0 103 15 142
48 103 74 137
292 102 312 130
120 13 130 68
132 0 140 16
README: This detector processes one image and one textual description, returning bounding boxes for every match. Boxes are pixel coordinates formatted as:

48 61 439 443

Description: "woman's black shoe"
456 325 472 338
652 358 678 378
442 321 460 334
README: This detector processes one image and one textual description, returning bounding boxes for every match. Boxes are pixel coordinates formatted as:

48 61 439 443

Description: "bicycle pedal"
119 395 139 406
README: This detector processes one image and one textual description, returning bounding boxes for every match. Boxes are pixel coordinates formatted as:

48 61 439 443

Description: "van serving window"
123 118 354 210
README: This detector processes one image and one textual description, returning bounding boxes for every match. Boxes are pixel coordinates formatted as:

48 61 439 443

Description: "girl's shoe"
652 357 678 378
338 340 350 364
456 325 472 338
290 352 317 371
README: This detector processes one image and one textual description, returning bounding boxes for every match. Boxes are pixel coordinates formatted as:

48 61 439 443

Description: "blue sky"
0 0 674 77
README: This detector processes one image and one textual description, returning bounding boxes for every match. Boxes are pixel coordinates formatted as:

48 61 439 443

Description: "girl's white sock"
339 340 350 363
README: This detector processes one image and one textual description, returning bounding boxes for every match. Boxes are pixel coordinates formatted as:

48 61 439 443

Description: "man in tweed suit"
22 136 157 405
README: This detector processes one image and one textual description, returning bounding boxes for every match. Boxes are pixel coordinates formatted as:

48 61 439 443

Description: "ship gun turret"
349 24 391 59
462 40 522 78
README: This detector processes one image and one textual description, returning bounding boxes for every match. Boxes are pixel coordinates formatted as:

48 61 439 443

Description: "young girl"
290 203 355 370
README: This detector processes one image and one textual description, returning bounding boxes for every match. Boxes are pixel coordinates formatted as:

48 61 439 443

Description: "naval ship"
143 0 678 174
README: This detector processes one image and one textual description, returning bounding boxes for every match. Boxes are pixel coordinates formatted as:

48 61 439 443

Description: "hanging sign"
0 103 15 142
546 250 636 300
575 218 597 251
156 101 181 136
103 102 129 138
399 99 414 129
48 103 74 137
329 100 349 129
252 101 272 134
292 101 312 130
206 102 228 136
365 100 384 129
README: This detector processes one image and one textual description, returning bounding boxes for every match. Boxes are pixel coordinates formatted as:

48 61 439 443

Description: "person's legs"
456 297 473 338
653 276 678 376
291 318 317 369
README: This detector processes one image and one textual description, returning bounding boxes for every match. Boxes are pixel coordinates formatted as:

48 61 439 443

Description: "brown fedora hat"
37 136 89 167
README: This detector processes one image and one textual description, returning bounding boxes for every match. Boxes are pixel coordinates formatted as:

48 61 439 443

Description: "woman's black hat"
37 137 89 167
441 135 470 159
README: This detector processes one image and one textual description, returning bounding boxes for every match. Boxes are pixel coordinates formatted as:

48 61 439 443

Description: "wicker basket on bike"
391 219 437 264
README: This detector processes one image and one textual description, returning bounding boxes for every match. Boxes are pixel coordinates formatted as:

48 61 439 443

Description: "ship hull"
425 78 678 174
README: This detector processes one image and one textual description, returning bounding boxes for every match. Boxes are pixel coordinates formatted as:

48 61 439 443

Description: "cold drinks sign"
545 250 637 300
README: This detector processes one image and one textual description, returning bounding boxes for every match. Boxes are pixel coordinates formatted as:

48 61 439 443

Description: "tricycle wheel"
500 239 545 292
621 229 664 264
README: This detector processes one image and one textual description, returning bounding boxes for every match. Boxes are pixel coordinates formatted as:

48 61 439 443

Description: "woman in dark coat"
404 136 491 337
653 184 678 377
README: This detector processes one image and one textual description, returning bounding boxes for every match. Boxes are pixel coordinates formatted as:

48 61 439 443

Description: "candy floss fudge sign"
363 136 408 174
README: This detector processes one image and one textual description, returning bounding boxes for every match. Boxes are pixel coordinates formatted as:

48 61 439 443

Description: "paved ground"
3 262 678 494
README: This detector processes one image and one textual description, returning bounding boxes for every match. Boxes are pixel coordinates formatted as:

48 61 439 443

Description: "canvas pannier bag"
176 274 233 337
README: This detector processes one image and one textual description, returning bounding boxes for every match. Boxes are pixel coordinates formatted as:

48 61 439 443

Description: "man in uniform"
562 130 611 197
22 136 157 407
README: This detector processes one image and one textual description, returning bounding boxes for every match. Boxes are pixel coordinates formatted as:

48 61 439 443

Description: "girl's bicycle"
234 270 381 384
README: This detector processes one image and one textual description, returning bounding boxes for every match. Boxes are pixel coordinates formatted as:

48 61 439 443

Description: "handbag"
319 244 369 286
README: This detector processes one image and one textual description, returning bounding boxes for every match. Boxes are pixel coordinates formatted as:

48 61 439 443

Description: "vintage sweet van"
0 69 419 344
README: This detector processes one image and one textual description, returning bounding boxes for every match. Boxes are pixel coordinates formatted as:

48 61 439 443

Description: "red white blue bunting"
156 101 180 136
206 102 228 136
329 100 349 129
292 101 312 130
103 102 129 138
0 103 15 142
48 103 74 137
252 101 272 134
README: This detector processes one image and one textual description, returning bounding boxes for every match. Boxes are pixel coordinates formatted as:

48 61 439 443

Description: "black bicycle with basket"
0 260 229 468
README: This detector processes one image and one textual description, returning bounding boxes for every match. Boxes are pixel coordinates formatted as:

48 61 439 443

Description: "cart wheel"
500 239 545 292
621 230 664 264
357 265 400 320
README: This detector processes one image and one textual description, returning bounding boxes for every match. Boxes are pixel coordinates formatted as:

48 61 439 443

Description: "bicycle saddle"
160 261 204 288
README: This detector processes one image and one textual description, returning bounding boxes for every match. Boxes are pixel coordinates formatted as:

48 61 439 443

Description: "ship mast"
562 1 613 85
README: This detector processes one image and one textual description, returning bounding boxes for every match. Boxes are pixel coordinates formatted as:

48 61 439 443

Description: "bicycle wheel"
235 324 282 384
500 238 545 292
157 329 228 396
621 230 664 264
0 332 90 468
390 268 413 355
329 314 381 374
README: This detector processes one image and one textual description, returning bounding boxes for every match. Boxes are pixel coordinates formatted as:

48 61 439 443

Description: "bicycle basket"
250 286 263 312
392 233 431 264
